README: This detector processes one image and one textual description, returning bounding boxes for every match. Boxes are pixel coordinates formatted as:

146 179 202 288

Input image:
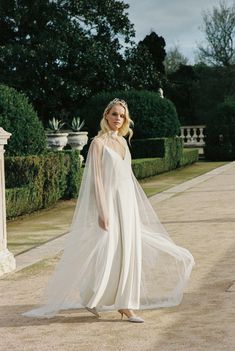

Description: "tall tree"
166 65 199 125
197 0 235 66
0 0 135 122
123 44 162 91
164 45 188 74
139 31 166 74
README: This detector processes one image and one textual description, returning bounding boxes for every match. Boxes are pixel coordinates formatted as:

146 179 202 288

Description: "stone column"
0 128 16 276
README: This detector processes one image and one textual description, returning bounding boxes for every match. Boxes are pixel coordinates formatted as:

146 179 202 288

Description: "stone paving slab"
226 282 235 292
14 234 67 273
150 161 235 204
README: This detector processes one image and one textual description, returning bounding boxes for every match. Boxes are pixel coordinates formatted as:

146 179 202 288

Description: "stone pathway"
0 162 235 351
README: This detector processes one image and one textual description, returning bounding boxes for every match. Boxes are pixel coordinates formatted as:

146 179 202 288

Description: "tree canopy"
139 31 166 74
164 45 188 74
0 2 169 123
197 0 235 66
0 0 135 122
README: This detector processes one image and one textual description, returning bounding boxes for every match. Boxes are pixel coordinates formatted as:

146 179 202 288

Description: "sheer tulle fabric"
22 131 195 318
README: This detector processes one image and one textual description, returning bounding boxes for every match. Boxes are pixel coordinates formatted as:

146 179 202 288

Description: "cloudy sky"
125 0 235 63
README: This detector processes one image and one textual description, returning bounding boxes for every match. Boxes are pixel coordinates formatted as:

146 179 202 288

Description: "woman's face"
105 104 125 131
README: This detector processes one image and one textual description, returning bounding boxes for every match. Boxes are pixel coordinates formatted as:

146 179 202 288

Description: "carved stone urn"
67 131 88 151
46 132 69 151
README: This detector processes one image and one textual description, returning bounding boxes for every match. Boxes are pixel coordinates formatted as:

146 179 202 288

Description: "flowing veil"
23 139 107 317
22 137 195 318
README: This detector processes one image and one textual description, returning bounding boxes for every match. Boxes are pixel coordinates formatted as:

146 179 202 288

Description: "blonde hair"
97 98 134 144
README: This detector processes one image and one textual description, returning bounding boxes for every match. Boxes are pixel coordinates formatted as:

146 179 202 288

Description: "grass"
2 254 62 281
7 199 77 255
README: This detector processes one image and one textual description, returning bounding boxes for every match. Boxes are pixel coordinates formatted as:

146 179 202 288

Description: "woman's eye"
111 112 125 118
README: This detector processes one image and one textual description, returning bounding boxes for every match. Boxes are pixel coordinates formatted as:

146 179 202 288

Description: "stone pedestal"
0 128 16 276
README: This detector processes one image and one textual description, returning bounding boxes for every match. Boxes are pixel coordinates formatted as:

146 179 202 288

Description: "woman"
23 98 195 323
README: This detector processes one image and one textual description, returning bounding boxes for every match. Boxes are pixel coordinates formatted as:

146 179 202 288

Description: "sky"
125 0 235 63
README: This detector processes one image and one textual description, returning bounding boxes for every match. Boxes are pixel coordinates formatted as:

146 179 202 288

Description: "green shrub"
131 148 198 179
129 138 165 158
80 90 180 139
5 150 82 219
163 137 183 169
205 97 235 161
132 158 168 179
0 84 46 156
6 186 41 218
130 137 183 167
179 149 199 167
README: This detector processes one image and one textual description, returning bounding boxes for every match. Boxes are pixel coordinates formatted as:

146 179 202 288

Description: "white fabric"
22 130 195 318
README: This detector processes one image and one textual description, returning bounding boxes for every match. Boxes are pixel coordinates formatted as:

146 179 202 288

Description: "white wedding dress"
23 130 195 318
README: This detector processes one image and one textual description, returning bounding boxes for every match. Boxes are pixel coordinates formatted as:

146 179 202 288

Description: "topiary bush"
205 96 235 161
79 90 180 139
0 84 46 156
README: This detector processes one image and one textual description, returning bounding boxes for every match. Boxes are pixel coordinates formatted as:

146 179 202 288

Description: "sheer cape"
22 130 195 318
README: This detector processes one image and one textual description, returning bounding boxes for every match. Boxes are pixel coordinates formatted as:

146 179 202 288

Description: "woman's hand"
98 216 109 231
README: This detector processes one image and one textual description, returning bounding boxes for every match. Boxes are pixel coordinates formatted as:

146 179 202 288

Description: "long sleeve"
89 138 109 230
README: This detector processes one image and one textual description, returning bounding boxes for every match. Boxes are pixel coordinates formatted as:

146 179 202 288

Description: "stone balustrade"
180 125 206 155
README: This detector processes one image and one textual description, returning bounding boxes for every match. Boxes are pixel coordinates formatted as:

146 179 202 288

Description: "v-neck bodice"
104 144 127 161
96 130 127 161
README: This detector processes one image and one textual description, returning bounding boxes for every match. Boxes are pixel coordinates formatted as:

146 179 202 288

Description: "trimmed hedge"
129 136 183 167
6 186 40 219
179 148 199 167
0 84 47 156
132 158 167 179
5 150 82 219
161 137 183 169
129 138 165 158
132 148 199 179
80 90 180 139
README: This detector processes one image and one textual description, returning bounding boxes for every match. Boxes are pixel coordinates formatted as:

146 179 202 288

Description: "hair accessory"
109 98 128 107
